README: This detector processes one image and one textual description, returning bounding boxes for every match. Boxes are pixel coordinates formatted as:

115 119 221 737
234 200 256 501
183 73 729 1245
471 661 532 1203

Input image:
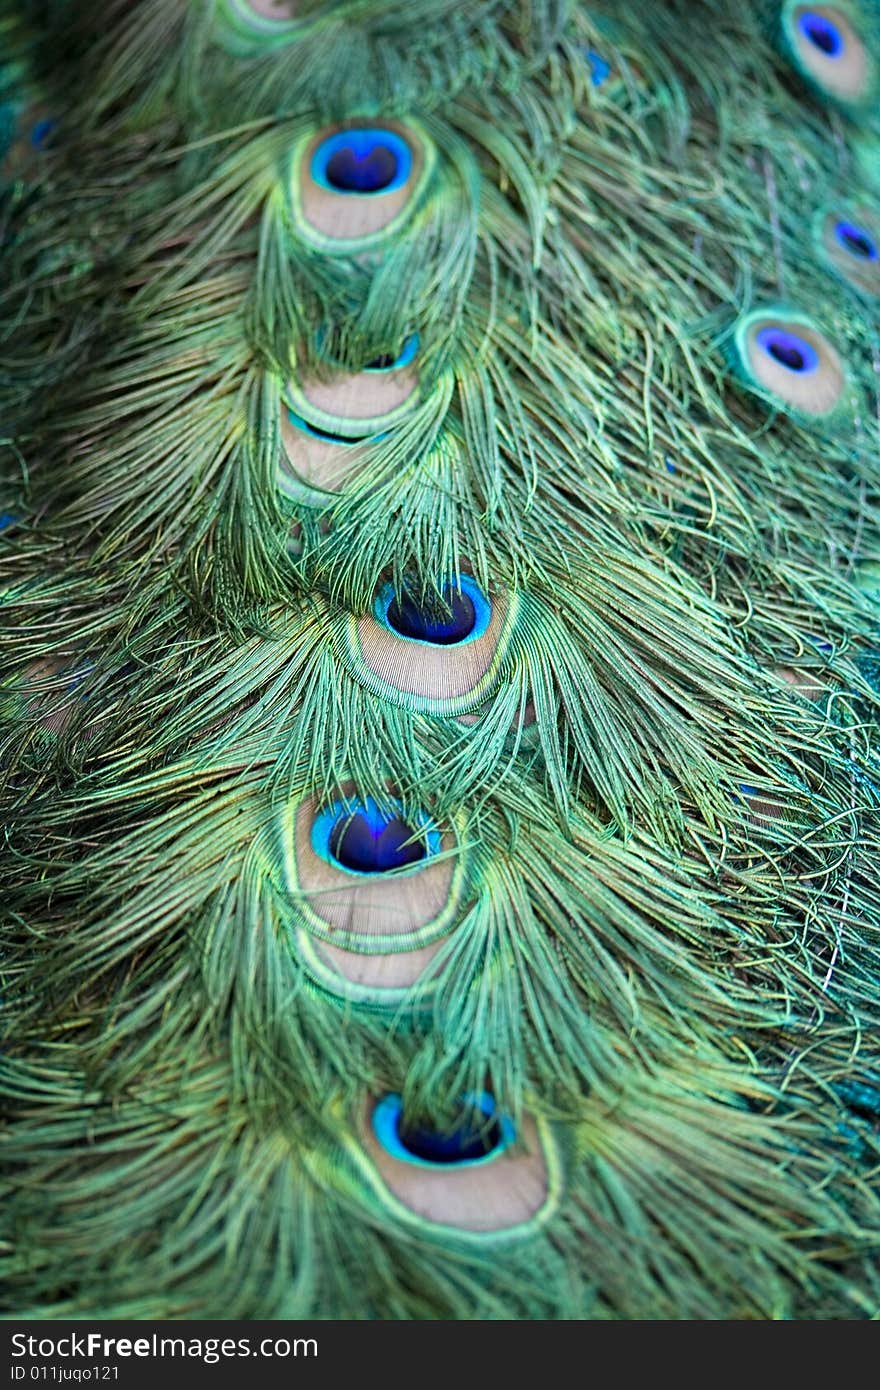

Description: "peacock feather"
1 0 880 1320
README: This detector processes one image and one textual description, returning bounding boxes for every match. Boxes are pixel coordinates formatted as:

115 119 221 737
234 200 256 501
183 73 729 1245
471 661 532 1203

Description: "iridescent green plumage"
2 0 880 1319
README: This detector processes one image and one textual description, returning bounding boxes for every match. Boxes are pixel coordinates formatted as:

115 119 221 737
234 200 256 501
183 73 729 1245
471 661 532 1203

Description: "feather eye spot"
275 787 464 1000
292 121 433 252
328 805 428 875
283 792 466 1002
1 103 54 176
340 575 514 715
312 795 439 878
818 205 880 295
373 1093 514 1170
279 347 420 500
734 310 846 417
357 1095 558 1235
756 328 819 374
834 219 878 260
798 10 845 55
378 575 490 648
784 4 874 106
29 116 55 148
365 334 420 373
311 129 413 197
326 144 398 194
386 586 478 647
585 48 612 87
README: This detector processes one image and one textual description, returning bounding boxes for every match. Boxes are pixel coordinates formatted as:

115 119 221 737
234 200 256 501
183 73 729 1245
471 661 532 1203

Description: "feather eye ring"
277 343 420 501
215 0 298 51
833 219 878 260
337 573 517 716
290 121 435 253
312 795 439 876
354 1093 559 1236
730 308 847 417
311 129 412 196
781 3 876 107
817 205 880 296
362 334 420 374
373 1092 515 1168
273 787 468 1000
799 9 845 54
285 337 420 439
278 406 374 504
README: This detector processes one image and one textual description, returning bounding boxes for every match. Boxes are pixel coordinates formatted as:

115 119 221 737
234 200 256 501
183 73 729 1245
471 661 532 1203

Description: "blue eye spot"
755 327 820 374
834 220 878 261
388 587 475 645
311 795 441 877
311 128 413 195
798 11 845 57
30 117 56 149
375 574 492 647
365 333 420 373
585 48 612 87
329 809 426 873
373 1092 515 1169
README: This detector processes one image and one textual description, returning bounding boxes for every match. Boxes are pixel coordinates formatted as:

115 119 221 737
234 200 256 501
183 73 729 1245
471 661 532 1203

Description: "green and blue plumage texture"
2 0 880 1319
